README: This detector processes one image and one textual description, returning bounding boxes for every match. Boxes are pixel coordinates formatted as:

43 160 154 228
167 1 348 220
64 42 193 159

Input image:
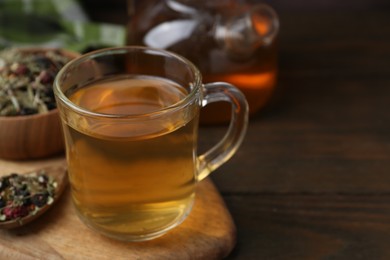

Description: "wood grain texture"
0 157 236 259
224 194 390 259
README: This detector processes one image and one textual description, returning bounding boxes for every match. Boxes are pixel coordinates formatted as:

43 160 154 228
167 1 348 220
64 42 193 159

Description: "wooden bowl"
0 48 79 160
0 109 64 160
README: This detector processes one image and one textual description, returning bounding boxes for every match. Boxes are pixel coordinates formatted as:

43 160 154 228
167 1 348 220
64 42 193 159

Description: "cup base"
73 200 195 242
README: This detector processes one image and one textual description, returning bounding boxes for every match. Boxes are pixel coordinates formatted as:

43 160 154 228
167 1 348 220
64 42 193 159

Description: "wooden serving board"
0 156 236 259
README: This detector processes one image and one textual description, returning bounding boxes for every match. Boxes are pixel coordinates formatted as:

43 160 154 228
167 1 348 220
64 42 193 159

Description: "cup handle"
197 82 249 181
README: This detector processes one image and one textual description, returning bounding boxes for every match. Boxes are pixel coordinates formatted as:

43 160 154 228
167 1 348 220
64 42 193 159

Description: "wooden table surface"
72 0 390 258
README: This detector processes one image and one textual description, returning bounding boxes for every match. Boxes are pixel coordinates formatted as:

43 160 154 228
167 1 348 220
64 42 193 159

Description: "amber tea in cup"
54 47 248 241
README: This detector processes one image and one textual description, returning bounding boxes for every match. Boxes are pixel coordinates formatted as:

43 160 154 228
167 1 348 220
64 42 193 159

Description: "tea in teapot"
128 0 279 123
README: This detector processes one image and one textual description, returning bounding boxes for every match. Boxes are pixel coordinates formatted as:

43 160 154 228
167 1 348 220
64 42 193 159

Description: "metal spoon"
0 165 68 229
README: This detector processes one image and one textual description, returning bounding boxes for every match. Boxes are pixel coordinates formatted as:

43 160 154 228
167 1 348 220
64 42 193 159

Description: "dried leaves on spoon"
0 170 57 224
0 48 72 116
0 166 67 229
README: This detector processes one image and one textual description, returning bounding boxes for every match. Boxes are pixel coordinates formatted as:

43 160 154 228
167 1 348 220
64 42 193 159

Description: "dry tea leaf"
0 48 71 116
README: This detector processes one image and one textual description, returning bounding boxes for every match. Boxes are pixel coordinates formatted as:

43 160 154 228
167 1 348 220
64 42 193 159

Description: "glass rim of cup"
53 46 203 120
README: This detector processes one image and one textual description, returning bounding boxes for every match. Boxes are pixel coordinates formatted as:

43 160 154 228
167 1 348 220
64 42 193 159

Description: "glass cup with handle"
54 46 248 241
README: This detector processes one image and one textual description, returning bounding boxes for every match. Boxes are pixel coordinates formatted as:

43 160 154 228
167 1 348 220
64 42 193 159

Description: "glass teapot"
127 0 279 123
